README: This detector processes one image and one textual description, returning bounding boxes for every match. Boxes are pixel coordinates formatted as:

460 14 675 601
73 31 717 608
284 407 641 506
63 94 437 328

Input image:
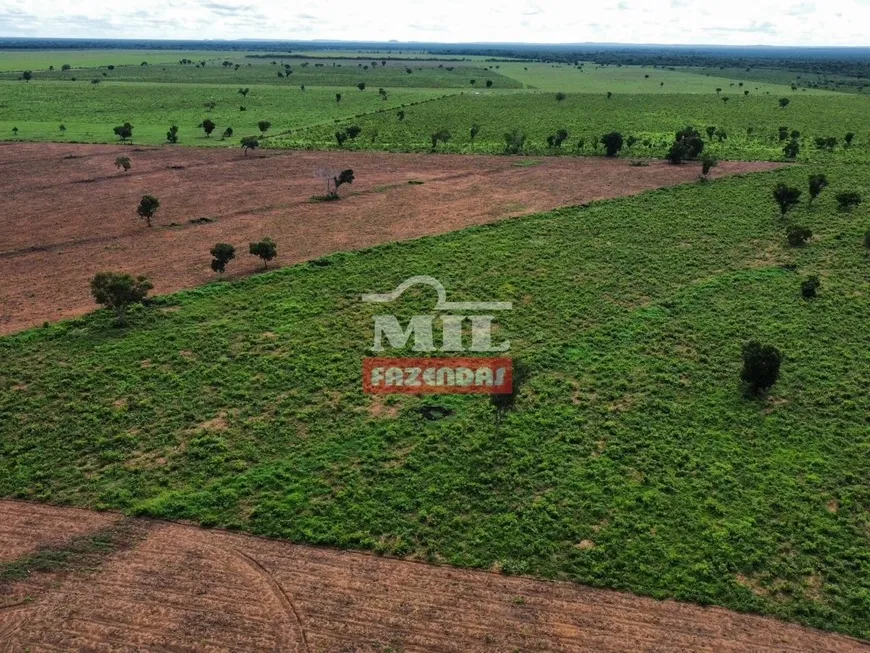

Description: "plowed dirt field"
0 143 781 334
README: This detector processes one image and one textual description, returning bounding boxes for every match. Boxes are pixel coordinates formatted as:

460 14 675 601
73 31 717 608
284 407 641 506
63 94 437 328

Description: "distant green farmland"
273 91 870 162
2 58 523 89
0 81 451 145
497 61 838 95
280 50 507 61
0 49 234 72
682 66 870 95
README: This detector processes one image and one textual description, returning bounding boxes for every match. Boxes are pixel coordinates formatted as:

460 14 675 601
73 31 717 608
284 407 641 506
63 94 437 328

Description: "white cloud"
0 0 868 45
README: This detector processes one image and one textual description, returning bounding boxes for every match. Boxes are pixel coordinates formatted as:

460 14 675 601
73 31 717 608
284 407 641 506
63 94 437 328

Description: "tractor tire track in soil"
0 501 867 652
0 143 782 334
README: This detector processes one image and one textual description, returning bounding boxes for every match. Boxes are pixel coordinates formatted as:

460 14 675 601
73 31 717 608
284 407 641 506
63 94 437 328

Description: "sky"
1 0 869 46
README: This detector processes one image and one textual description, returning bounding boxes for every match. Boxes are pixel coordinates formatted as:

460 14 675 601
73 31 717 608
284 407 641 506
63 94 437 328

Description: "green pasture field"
272 91 870 162
2 165 869 638
3 58 522 89
281 50 505 61
0 81 451 145
683 66 870 95
0 49 233 72
496 61 836 95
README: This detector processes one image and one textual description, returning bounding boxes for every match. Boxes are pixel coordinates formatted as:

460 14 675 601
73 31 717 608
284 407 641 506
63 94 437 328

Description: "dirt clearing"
0 501 865 652
0 143 780 334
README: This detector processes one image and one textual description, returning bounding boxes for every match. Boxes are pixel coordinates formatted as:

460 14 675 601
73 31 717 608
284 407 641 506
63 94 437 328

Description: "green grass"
0 49 236 72
0 81 451 145
2 165 870 638
2 59 523 89
683 66 870 96
496 62 836 95
271 91 870 162
284 50 507 61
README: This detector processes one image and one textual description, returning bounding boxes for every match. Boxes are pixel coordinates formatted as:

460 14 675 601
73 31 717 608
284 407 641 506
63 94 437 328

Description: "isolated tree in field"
548 129 569 148
485 79 493 88
715 87 722 94
335 93 342 103
779 98 790 108
801 275 820 299
345 125 362 140
11 127 17 135
90 272 152 327
222 127 233 139
845 132 855 147
201 118 216 138
166 125 179 143
815 136 838 151
113 122 133 141
470 79 476 86
357 82 366 90
469 123 482 145
241 136 259 155
136 195 160 227
778 126 790 142
808 173 829 203
773 183 801 217
335 131 348 146
249 238 277 269
22 71 32 81
61 63 71 71
210 243 236 278
503 129 526 154
238 87 249 97
491 358 529 424
257 120 271 135
700 152 718 179
114 156 132 173
667 126 704 164
334 168 355 191
317 167 356 198
741 341 782 395
786 225 813 247
783 138 800 159
836 192 862 211
606 91 613 99
397 110 405 121
555 92 566 101
600 132 624 157
431 128 451 150
705 126 716 139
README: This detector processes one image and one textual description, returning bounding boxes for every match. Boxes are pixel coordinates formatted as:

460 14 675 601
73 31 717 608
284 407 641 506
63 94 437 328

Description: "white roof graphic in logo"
361 276 511 311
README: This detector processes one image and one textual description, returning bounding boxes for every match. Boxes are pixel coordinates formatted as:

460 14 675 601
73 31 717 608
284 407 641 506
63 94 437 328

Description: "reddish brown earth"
1 501 867 652
0 143 781 334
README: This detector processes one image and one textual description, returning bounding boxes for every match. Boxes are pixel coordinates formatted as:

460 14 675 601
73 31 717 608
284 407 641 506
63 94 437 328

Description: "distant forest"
2 38 869 79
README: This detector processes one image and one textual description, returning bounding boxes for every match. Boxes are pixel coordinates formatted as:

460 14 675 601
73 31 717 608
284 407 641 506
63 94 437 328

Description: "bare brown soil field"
0 501 866 652
0 143 781 334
